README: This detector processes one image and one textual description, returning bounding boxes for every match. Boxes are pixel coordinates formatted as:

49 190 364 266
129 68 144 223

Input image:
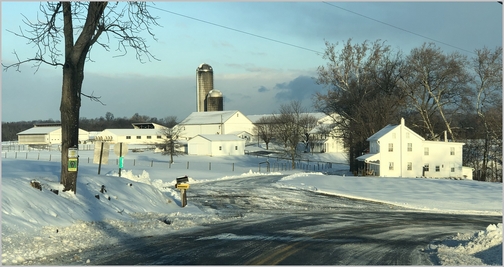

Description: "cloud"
257 86 269 93
273 75 323 102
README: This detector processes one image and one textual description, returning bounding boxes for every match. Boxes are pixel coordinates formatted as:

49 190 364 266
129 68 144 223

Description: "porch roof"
356 153 380 163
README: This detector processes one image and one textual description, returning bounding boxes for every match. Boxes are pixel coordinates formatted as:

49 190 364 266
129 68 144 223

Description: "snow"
1 144 502 265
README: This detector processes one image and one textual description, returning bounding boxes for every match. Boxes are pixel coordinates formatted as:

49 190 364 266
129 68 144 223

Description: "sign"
114 143 128 157
68 148 78 158
119 156 124 168
93 142 110 164
176 183 190 190
68 158 78 171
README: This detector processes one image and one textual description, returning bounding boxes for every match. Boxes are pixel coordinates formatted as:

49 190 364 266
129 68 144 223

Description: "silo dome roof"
197 63 213 71
208 89 222 97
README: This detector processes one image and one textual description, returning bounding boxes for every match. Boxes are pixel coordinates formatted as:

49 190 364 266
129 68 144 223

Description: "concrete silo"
196 63 214 112
206 89 223 111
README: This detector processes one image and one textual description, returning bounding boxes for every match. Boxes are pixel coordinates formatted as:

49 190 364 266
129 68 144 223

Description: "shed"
187 134 246 156
17 126 89 145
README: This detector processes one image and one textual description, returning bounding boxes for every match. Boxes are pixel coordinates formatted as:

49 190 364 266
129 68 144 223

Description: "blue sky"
1 1 502 123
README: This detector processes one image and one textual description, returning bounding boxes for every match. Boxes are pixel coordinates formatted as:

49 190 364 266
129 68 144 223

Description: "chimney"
444 130 447 142
400 117 405 126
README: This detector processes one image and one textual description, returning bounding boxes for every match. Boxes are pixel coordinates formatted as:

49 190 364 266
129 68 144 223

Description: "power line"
322 2 476 55
147 4 324 55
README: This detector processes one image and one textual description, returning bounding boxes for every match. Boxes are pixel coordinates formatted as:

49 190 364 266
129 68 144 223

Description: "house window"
451 167 455 172
136 136 141 139
389 162 394 170
388 143 393 152
219 146 222 150
235 146 238 150
450 147 455 155
407 143 412 152
157 136 162 139
435 165 440 172
405 132 410 139
126 136 131 139
424 164 429 172
392 133 396 139
147 136 152 139
407 162 412 171
424 147 429 156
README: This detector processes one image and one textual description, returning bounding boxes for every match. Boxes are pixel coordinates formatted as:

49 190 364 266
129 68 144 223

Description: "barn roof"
18 127 89 135
100 128 163 136
179 110 250 125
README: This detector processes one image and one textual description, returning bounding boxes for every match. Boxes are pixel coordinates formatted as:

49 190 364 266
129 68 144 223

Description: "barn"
17 124 89 145
187 134 246 156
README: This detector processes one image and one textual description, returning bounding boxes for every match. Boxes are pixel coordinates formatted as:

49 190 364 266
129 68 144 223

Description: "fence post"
38 153 40 160
151 160 153 167
26 152 28 159
134 159 136 166
209 162 211 170
15 152 17 159
49 155 51 161
232 163 234 172
187 161 189 169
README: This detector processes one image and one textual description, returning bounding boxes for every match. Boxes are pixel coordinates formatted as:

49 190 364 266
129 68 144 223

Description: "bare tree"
253 115 275 150
399 42 471 141
273 101 318 169
471 46 502 182
2 2 160 193
315 38 406 172
160 116 179 128
158 125 185 164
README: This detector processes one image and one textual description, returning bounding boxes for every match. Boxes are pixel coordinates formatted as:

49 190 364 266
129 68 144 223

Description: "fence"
2 150 342 174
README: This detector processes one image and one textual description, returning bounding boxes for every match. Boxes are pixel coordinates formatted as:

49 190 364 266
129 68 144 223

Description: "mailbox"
174 176 189 208
176 176 189 184
175 183 190 190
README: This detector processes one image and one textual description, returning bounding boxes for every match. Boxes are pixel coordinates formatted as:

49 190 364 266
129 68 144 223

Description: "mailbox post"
175 176 190 207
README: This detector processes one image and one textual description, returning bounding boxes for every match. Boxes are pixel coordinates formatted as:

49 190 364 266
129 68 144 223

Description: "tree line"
313 39 502 182
1 112 177 142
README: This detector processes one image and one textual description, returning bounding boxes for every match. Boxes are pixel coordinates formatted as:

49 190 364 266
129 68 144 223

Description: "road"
33 175 501 265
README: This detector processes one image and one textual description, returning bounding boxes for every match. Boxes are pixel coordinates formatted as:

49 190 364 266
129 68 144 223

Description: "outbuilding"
17 125 89 145
187 134 245 156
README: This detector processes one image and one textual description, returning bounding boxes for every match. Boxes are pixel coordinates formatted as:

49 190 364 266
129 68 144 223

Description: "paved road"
32 175 501 265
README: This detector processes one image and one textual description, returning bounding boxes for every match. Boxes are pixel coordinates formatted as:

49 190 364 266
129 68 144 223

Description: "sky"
1 1 502 123
1 144 502 265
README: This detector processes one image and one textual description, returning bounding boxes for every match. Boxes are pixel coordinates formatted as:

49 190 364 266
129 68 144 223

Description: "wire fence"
1 150 341 173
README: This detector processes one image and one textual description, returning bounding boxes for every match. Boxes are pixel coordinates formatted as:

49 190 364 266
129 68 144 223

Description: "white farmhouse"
187 134 245 156
357 118 469 179
177 110 255 140
17 124 89 145
247 112 344 153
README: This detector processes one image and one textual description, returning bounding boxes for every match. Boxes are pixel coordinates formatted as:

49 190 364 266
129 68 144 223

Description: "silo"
206 89 223 111
196 63 213 112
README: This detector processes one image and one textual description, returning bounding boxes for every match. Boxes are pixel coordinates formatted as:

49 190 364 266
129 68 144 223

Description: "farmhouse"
187 134 246 156
17 124 89 145
356 118 470 179
177 110 255 140
247 112 344 153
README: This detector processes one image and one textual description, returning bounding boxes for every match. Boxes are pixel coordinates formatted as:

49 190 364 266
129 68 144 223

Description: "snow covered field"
1 145 502 265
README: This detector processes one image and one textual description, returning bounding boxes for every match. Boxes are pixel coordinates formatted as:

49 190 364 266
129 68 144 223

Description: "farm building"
94 128 166 145
17 124 89 145
247 112 344 153
187 134 246 156
177 110 255 140
357 118 469 179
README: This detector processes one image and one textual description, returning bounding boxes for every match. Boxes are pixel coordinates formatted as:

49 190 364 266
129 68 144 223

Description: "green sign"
119 156 124 168
68 158 78 172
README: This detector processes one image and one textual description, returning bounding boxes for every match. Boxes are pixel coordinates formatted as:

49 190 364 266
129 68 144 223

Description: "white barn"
17 126 89 145
95 128 166 144
187 134 246 156
357 118 468 179
177 110 255 140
